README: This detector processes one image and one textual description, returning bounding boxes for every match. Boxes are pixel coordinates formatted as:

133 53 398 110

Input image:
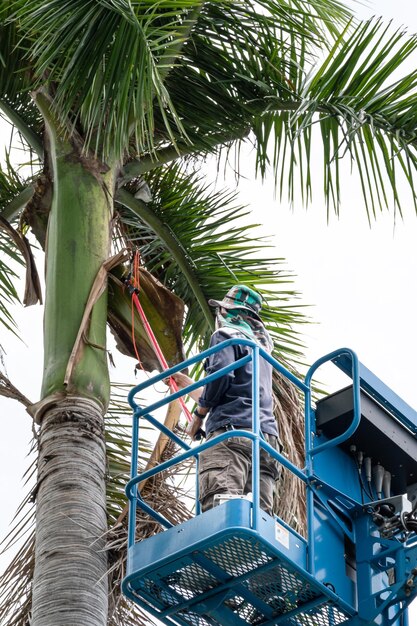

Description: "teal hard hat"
208 285 263 320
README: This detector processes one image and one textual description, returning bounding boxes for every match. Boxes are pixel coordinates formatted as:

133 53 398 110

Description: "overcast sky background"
1 0 417 622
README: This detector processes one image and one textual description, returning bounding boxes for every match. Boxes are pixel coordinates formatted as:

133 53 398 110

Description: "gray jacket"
198 328 279 437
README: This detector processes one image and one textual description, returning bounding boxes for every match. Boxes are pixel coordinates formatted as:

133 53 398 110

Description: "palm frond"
0 142 31 214
0 242 23 339
0 154 29 337
108 267 186 371
0 4 44 155
103 384 193 626
0 146 42 337
148 4 306 155
116 163 307 359
105 385 150 528
10 0 203 159
126 0 350 165
252 18 417 215
7 0 352 161
272 367 306 534
0 447 36 626
6 1 417 216
129 15 417 217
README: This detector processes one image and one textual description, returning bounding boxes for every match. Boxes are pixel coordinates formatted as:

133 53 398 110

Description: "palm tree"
1 1 417 625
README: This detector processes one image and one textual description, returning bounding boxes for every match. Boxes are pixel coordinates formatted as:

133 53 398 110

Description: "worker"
171 285 281 516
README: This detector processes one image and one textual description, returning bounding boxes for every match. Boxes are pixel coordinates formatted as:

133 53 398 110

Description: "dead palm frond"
273 369 306 534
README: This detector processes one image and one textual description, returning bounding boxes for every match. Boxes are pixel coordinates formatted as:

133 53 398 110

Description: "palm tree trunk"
32 397 108 626
30 96 115 625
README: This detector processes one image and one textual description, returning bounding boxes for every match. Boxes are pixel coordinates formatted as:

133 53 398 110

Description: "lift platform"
122 342 417 626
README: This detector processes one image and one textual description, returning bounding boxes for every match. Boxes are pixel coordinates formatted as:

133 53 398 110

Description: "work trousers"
199 428 281 515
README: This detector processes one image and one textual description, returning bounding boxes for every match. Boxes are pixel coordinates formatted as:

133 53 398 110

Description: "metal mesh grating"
228 561 351 626
204 535 272 577
220 592 350 626
248 562 320 608
225 595 257 622
140 576 181 608
285 602 350 626
139 561 219 608
177 610 213 626
129 534 352 625
162 562 219 600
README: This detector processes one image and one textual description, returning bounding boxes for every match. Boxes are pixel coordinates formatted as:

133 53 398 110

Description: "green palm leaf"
0 229 21 337
116 163 307 357
0 151 31 337
7 0 351 161
133 16 417 215
0 4 43 156
254 18 417 214
0 132 42 335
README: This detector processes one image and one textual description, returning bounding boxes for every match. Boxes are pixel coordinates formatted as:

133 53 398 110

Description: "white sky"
1 0 417 622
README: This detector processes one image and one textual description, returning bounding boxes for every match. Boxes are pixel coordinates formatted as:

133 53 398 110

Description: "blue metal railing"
125 341 365 572
304 348 362 572
305 348 362 458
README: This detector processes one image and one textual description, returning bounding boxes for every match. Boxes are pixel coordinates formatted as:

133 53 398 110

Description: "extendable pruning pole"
123 252 193 424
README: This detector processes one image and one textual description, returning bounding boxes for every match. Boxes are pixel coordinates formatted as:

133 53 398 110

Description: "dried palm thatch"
0 442 37 626
107 457 194 626
272 368 306 534
0 532 35 626
105 393 194 626
0 371 32 408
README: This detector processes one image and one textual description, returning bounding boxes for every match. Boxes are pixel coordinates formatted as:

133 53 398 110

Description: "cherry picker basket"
123 343 417 626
